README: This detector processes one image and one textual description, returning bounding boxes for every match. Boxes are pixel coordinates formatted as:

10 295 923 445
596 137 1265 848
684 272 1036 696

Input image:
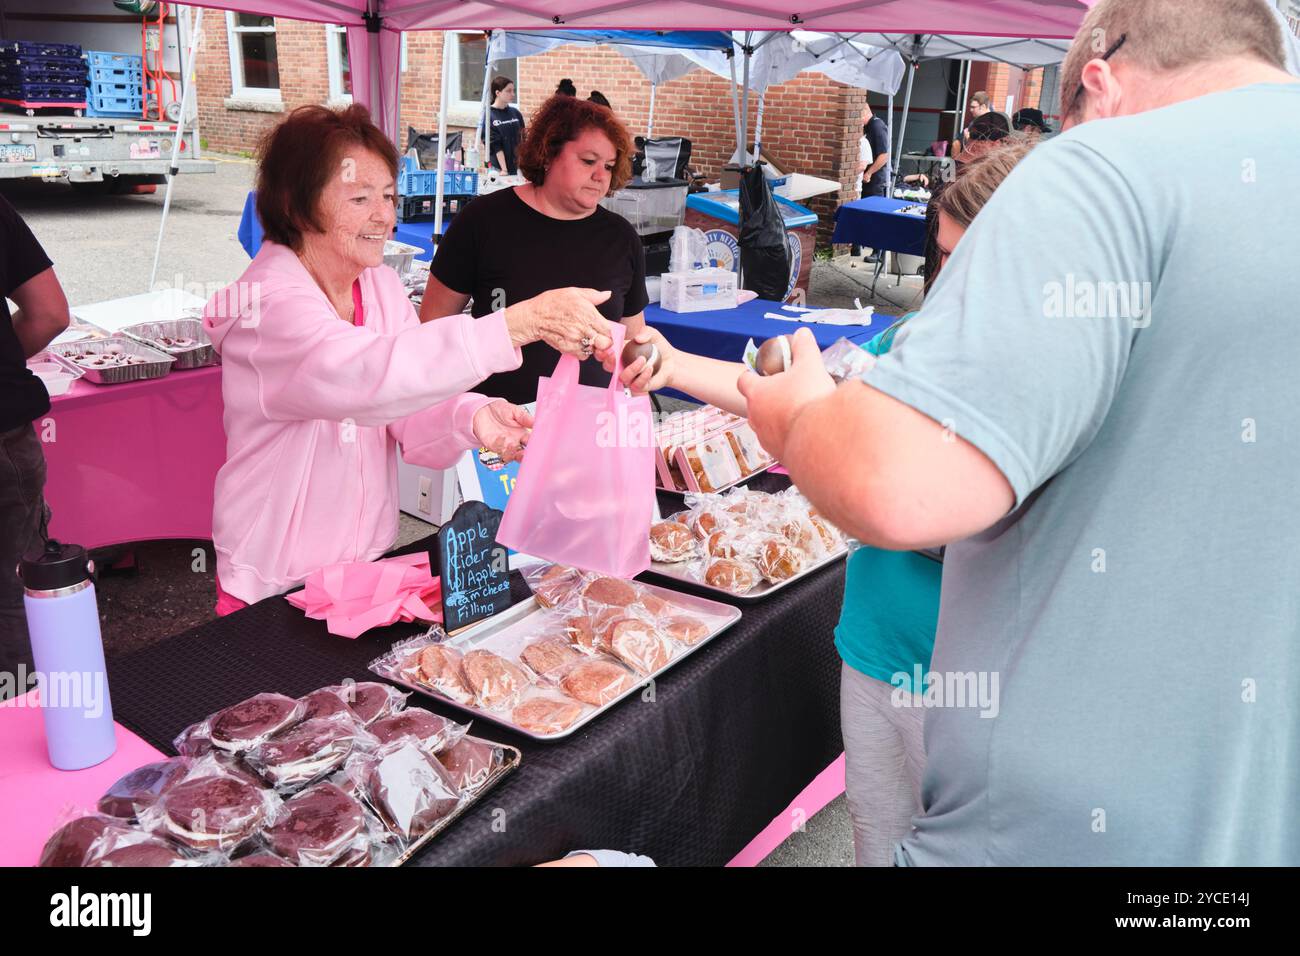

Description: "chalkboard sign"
431 500 512 632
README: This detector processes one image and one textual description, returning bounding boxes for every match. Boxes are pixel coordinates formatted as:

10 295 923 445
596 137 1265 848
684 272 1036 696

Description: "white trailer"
0 0 212 190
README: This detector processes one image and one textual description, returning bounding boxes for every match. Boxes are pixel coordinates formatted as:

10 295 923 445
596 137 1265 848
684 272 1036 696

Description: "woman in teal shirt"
606 138 1035 866
837 139 1033 865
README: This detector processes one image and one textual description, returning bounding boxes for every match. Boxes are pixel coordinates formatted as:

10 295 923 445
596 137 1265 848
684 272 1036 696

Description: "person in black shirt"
0 195 70 692
861 103 891 198
479 76 525 175
422 94 648 405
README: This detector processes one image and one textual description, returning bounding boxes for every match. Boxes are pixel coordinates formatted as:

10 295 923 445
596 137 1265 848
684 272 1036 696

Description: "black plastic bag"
737 165 791 301
407 127 463 169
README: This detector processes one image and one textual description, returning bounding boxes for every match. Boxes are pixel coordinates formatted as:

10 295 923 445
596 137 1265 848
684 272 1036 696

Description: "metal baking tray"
48 335 175 385
388 734 521 866
370 585 742 742
120 319 218 370
642 543 849 604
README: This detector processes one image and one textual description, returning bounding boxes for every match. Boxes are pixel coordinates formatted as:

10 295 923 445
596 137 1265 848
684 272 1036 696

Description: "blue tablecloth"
644 298 883 401
237 189 447 261
830 196 927 256
392 219 449 262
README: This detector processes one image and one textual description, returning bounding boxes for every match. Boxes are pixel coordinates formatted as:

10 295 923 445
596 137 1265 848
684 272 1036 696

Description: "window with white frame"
227 12 280 95
450 32 516 112
326 25 352 101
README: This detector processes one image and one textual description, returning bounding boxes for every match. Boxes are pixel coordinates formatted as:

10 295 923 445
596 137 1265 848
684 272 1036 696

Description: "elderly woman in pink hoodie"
204 105 614 613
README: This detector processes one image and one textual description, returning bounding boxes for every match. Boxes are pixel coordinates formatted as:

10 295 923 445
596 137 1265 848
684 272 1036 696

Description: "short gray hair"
1061 0 1286 118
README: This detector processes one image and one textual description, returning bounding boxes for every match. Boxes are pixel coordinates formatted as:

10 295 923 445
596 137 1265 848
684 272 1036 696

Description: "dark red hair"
516 94 634 194
255 104 399 251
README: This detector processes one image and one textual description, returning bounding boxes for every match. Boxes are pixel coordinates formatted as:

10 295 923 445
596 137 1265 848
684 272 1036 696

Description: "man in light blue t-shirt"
739 0 1300 865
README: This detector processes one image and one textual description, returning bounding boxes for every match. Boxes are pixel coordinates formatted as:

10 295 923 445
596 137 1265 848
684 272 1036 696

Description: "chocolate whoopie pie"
229 853 295 868
38 816 132 868
330 845 374 867
209 693 302 753
299 688 356 722
97 758 189 819
160 774 268 851
263 783 365 866
89 840 191 867
437 738 503 790
331 682 404 726
249 717 357 789
368 709 459 752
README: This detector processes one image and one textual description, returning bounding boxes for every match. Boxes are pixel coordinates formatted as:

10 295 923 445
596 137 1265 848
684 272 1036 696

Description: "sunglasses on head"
1071 33 1127 113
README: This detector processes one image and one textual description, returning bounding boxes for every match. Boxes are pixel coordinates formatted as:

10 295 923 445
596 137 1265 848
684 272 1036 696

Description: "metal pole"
728 48 742 162
753 92 764 163
647 82 656 138
149 6 203 290
740 31 752 165
479 30 492 173
886 93 893 192
893 59 915 189
433 31 451 249
956 58 971 138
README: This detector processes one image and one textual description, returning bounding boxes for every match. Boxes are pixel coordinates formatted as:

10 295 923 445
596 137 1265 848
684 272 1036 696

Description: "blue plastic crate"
397 157 478 197
90 65 142 85
0 40 81 59
88 89 141 113
89 79 136 98
0 56 87 78
0 81 85 101
0 68 85 87
85 97 141 118
86 50 142 71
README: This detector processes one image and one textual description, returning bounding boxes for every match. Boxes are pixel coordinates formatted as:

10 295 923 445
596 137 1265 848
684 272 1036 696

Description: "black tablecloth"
106 479 844 866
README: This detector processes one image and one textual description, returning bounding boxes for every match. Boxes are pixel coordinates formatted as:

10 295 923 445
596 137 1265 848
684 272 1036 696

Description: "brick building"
194 15 1042 246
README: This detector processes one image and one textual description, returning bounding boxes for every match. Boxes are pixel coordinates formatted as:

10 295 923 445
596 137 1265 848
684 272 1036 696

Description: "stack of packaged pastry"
649 487 846 595
654 405 775 493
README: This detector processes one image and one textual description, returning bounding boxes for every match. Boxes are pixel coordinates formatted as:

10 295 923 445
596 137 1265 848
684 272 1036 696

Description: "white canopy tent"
485 29 729 147
680 31 906 165
858 32 1077 192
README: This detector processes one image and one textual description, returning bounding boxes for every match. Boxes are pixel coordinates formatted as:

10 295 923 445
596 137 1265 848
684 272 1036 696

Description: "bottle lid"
19 539 91 593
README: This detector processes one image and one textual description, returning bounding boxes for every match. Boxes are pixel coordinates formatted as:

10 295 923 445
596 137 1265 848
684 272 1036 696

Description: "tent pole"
149 6 203 290
754 91 764 164
728 48 742 163
886 92 893 192
956 58 970 138
434 31 451 251
740 31 752 166
893 58 915 191
647 82 656 138
479 30 492 174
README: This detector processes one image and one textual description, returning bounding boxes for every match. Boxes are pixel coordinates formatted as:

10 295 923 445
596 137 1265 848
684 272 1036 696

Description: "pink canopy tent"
181 1 1090 144
149 1 1091 285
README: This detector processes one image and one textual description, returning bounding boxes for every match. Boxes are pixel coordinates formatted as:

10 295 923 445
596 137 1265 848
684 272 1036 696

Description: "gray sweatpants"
840 662 926 867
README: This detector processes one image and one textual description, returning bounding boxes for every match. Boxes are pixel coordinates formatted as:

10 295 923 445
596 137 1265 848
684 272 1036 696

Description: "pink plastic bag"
497 324 655 578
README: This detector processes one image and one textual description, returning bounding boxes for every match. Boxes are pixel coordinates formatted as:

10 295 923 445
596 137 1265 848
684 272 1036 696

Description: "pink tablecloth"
39 366 225 550
0 690 166 866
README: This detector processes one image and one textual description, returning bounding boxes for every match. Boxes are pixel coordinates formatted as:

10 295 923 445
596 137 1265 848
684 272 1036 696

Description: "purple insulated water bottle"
20 540 116 770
